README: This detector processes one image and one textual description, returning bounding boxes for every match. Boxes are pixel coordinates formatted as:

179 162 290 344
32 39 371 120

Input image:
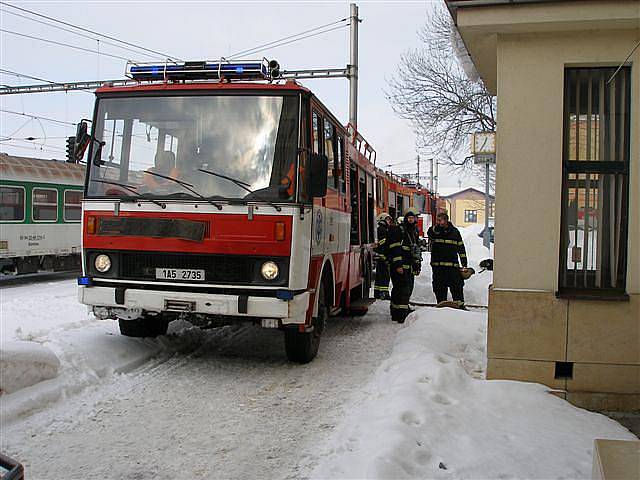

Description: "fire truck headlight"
94 254 112 273
260 261 279 280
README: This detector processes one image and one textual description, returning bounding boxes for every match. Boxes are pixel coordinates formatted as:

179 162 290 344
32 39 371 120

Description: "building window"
559 67 631 295
464 210 477 223
64 190 82 222
0 186 25 222
32 188 58 222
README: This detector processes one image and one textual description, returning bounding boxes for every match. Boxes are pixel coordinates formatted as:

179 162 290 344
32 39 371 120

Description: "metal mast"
348 3 359 129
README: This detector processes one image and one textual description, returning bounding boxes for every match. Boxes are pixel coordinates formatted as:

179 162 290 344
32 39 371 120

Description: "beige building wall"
493 28 640 293
453 1 640 411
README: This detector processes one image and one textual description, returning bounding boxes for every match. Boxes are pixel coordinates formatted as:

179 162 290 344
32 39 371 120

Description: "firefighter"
427 212 469 308
388 207 422 323
374 213 393 300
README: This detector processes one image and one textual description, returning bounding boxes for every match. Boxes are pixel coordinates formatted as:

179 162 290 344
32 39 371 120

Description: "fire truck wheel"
284 282 328 364
118 315 170 338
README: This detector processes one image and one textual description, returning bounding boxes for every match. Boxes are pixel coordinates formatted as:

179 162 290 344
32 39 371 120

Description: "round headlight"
260 261 279 280
94 254 112 273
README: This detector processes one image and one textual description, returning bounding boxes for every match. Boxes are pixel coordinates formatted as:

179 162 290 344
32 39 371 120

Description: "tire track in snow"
2 302 398 480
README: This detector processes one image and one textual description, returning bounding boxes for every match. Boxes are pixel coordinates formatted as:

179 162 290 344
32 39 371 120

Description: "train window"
0 186 25 222
324 118 336 189
337 136 345 194
64 190 82 222
32 188 58 222
312 111 321 155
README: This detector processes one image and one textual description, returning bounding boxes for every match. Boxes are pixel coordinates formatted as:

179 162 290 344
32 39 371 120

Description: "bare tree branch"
386 5 496 185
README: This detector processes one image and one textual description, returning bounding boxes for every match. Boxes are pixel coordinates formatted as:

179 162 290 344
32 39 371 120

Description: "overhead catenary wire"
0 8 161 60
0 68 95 94
0 108 77 126
0 1 181 61
0 29 132 61
0 135 71 142
228 17 348 59
238 24 349 60
1 142 67 155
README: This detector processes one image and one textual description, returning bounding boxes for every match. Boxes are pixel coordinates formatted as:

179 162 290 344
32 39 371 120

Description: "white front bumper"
79 286 309 325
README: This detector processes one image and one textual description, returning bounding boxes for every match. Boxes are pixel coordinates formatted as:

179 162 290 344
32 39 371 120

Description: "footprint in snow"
401 411 423 426
431 393 453 405
436 355 451 364
414 449 432 465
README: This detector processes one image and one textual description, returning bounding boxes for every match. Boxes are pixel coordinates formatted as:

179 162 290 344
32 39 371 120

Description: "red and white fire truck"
76 59 377 363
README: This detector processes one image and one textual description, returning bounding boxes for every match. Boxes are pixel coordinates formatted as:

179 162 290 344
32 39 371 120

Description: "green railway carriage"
0 153 85 274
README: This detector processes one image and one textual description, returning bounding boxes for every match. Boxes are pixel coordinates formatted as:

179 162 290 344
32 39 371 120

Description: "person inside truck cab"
144 150 181 189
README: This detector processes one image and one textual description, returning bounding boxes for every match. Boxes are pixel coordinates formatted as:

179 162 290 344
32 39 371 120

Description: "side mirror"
74 120 91 162
308 153 328 198
92 141 105 166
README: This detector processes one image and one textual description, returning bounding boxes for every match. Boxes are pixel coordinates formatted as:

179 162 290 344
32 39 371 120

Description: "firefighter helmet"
376 212 392 224
459 267 475 280
403 207 419 218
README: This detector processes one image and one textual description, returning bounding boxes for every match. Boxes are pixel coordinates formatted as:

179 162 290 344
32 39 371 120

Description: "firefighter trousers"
390 268 414 323
432 266 464 304
374 259 390 299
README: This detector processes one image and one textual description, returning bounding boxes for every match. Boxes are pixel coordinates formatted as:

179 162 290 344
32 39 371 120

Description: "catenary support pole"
434 158 439 194
348 3 359 129
430 157 434 192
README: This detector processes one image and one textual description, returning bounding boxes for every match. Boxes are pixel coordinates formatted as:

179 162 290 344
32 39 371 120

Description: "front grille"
108 251 288 286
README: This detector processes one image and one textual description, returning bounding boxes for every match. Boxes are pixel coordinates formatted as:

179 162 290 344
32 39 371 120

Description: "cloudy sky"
0 0 481 190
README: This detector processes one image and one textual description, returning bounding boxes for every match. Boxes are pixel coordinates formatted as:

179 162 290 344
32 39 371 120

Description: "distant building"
439 186 494 228
447 0 639 411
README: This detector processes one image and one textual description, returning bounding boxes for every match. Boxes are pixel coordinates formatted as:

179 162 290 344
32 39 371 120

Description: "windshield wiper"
197 168 282 212
90 179 166 209
144 171 222 210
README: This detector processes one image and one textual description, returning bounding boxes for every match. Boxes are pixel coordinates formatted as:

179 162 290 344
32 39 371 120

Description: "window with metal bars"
559 67 631 296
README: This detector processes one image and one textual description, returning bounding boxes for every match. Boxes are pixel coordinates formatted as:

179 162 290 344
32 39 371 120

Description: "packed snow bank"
312 307 636 480
0 279 173 422
0 341 60 394
415 224 493 306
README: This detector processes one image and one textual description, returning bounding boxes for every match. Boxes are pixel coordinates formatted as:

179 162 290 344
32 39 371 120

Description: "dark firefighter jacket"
427 222 468 268
388 222 421 274
374 222 390 260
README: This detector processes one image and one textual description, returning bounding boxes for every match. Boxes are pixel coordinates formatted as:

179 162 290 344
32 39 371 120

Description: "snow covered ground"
1 278 400 479
1 227 636 479
414 224 494 306
311 307 637 479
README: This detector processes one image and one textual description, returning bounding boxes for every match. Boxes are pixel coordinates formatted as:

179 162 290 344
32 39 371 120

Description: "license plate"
155 268 205 281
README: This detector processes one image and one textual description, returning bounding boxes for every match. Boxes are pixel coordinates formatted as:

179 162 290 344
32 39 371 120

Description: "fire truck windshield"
86 94 300 203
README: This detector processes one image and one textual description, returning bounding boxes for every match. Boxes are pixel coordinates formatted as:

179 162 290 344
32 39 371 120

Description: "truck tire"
118 315 169 338
284 282 327 363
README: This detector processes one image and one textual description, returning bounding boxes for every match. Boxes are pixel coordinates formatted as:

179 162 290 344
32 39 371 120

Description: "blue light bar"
77 276 92 286
126 59 275 81
276 290 295 301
